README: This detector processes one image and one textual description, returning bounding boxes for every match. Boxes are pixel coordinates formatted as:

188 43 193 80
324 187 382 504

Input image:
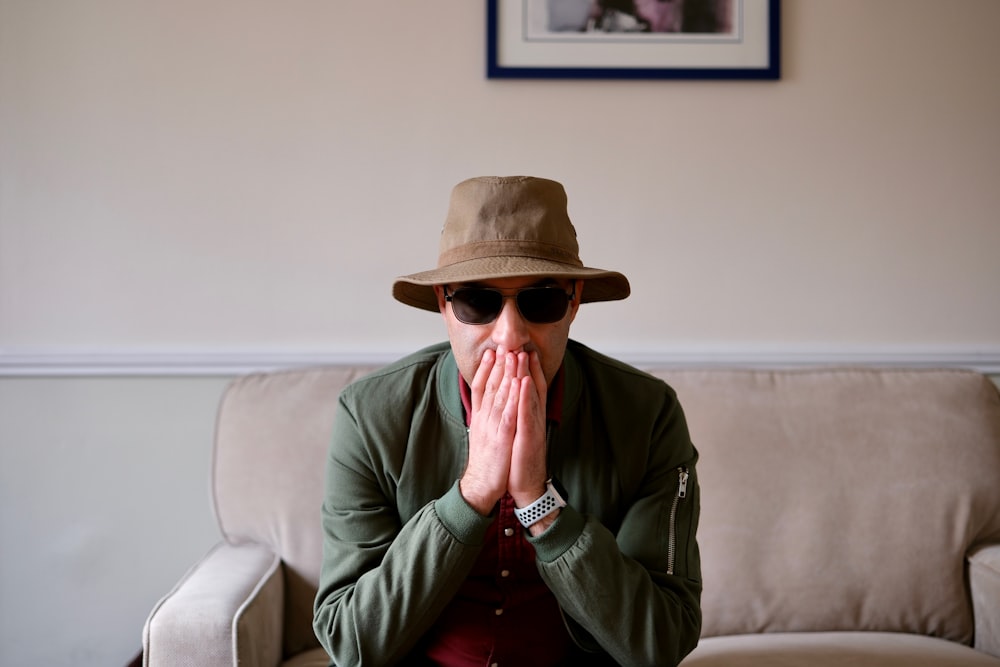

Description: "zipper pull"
678 468 689 499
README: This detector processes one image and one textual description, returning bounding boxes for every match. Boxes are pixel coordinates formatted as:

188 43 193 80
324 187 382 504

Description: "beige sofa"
142 365 1000 666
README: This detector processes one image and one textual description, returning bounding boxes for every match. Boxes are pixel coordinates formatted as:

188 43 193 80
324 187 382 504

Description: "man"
313 176 701 666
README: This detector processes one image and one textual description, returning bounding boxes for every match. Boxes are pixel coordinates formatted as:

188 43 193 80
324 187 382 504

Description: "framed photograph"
487 0 780 80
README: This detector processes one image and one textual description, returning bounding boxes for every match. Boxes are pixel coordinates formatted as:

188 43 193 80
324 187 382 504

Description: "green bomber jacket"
313 340 702 666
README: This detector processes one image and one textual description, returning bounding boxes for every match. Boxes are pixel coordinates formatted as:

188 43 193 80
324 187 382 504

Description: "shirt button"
504 527 514 537
500 569 510 578
495 608 504 616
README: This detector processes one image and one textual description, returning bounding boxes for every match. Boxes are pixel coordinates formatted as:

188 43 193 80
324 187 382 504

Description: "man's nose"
491 297 530 352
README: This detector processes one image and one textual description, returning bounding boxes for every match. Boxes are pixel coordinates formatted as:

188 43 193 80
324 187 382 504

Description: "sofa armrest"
970 544 1000 659
143 541 284 667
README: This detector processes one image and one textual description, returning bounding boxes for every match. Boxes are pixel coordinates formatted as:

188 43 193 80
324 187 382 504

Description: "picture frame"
487 0 780 80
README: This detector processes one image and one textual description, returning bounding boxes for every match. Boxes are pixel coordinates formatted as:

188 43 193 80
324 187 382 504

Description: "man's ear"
567 279 584 323
433 285 447 314
572 279 584 306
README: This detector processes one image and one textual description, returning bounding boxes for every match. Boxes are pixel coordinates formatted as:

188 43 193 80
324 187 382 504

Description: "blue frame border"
487 0 780 80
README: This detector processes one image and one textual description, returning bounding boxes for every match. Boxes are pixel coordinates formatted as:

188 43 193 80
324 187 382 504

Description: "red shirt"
421 370 572 666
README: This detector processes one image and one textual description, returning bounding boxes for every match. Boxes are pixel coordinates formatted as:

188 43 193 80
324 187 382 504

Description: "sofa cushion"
212 366 377 657
282 647 331 667
659 369 1000 644
681 631 1000 666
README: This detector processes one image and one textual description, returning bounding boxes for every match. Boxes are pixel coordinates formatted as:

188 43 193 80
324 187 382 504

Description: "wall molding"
2 347 999 377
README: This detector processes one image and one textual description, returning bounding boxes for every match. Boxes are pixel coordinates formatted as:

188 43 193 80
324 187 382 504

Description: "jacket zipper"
666 466 689 576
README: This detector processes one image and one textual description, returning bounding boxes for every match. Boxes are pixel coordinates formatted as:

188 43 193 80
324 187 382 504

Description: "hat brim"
393 256 630 313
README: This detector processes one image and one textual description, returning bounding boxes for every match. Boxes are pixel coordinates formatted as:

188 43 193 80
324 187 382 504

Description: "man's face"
434 277 582 386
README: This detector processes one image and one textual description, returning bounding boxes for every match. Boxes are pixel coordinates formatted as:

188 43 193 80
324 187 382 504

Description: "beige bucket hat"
393 176 631 313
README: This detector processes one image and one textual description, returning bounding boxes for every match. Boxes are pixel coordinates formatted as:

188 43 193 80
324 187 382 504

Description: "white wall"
1 1 999 665
2 0 998 357
0 376 227 665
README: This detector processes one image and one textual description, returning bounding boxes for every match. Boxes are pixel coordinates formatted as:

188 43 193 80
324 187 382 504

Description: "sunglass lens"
452 289 503 324
518 288 569 324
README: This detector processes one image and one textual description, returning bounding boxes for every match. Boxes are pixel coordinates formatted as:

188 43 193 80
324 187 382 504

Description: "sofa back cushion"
212 366 377 656
662 369 1000 645
211 366 1000 652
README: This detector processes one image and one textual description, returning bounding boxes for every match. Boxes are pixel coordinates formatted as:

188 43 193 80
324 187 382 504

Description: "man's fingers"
529 350 547 399
472 346 507 411
516 375 537 427
470 348 496 412
515 350 529 380
493 353 517 417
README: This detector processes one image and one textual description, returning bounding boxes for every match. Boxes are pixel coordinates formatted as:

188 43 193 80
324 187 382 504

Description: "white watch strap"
513 481 565 528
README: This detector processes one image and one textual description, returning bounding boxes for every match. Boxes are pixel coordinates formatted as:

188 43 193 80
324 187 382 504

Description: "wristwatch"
513 478 568 528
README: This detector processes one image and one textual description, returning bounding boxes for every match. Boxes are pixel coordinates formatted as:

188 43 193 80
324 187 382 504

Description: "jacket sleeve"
529 393 702 667
312 394 491 665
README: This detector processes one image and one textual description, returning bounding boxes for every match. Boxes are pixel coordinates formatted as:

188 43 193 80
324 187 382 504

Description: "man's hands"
459 346 550 518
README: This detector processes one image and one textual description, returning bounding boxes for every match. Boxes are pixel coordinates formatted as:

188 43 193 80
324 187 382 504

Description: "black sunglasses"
444 285 575 325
